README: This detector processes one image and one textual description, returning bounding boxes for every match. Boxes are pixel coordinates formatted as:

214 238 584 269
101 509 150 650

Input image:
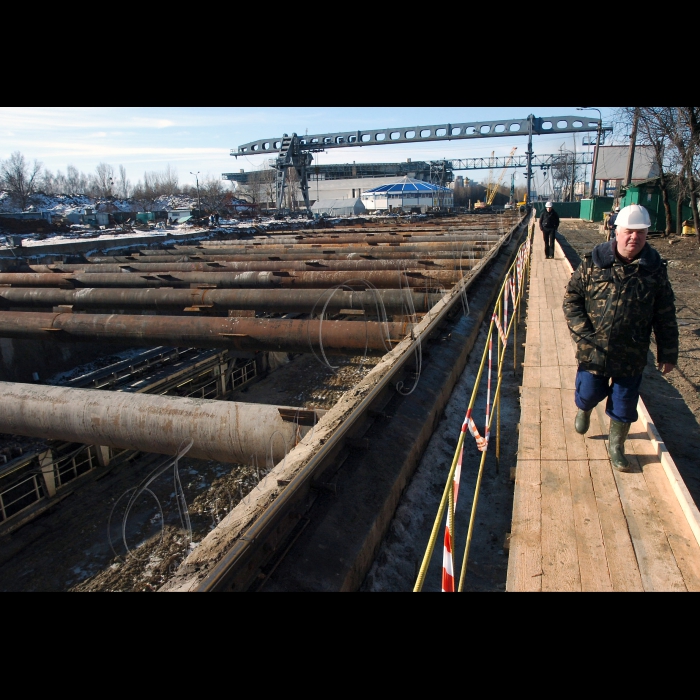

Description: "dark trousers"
542 227 556 258
574 368 643 424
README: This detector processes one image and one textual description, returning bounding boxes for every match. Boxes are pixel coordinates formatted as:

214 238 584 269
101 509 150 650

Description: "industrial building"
222 160 453 210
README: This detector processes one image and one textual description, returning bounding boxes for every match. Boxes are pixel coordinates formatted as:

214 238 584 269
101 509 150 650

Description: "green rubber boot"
574 409 592 435
608 419 632 472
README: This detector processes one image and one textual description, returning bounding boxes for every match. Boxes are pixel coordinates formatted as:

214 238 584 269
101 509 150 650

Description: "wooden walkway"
506 229 700 592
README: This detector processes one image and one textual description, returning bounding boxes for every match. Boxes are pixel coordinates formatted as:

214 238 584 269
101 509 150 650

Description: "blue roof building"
360 177 453 213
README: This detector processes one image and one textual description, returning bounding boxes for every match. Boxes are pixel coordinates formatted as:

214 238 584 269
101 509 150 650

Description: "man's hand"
658 362 676 374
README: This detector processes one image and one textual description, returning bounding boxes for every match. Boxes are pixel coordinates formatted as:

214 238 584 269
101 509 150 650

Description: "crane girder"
233 115 602 157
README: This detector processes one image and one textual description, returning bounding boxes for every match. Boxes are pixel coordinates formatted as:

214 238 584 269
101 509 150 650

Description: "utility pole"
624 108 640 187
190 171 201 216
578 107 602 197
571 139 577 202
526 115 533 207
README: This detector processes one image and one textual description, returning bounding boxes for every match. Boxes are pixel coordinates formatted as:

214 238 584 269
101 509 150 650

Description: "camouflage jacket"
562 240 678 376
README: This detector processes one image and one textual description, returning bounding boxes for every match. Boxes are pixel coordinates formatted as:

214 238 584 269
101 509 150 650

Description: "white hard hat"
615 204 651 230
545 201 553 207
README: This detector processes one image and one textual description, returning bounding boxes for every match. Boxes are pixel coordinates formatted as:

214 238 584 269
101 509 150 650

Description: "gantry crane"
233 115 603 216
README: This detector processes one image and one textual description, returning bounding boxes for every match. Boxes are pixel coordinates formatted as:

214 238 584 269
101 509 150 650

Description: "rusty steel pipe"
86 248 491 263
0 287 443 314
169 241 499 254
196 230 504 242
0 382 325 464
30 258 479 273
0 311 410 355
0 269 464 289
191 233 503 246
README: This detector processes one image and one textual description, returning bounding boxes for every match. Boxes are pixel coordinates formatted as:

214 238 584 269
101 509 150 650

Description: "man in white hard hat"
539 201 560 259
563 204 678 471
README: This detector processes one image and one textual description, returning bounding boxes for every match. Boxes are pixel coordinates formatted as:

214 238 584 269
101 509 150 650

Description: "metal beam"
0 382 325 464
444 152 594 171
233 115 603 157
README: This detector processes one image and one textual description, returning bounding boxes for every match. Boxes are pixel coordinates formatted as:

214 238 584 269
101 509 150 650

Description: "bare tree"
65 165 88 194
0 151 42 209
158 164 179 197
200 174 227 214
241 166 277 207
117 165 131 200
93 162 115 198
40 169 57 195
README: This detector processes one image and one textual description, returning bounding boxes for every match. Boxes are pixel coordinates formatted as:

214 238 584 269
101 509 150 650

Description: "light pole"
190 171 201 216
577 107 602 197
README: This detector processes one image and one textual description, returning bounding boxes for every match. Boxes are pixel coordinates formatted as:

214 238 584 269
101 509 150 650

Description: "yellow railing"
413 220 535 592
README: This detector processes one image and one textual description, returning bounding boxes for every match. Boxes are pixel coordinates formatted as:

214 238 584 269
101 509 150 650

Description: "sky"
0 107 617 191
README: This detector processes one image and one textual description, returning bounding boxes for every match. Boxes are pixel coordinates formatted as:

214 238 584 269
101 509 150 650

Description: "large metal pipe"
0 311 411 354
86 249 490 263
0 287 443 314
0 269 463 289
0 382 325 464
200 230 507 243
30 258 479 273
193 233 503 246
167 241 498 254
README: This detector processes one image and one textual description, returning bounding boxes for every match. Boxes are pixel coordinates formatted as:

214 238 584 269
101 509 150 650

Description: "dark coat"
562 240 678 376
539 208 560 231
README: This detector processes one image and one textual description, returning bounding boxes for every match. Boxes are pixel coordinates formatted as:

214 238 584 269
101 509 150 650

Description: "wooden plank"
637 400 700 549
520 387 540 424
507 422 542 592
588 459 644 591
624 433 700 591
523 322 541 367
538 386 580 590
539 365 562 389
609 436 687 591
568 459 614 591
522 365 541 388
559 364 576 390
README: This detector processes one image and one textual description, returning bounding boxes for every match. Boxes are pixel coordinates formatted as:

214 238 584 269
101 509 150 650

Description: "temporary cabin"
618 178 696 233
311 198 366 217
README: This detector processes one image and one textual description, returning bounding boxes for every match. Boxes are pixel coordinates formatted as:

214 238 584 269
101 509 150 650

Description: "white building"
361 177 453 213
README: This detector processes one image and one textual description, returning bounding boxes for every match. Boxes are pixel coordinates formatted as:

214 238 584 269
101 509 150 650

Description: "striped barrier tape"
442 525 454 592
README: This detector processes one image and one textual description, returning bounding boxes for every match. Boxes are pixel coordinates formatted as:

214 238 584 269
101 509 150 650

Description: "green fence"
532 201 581 218
580 197 615 222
